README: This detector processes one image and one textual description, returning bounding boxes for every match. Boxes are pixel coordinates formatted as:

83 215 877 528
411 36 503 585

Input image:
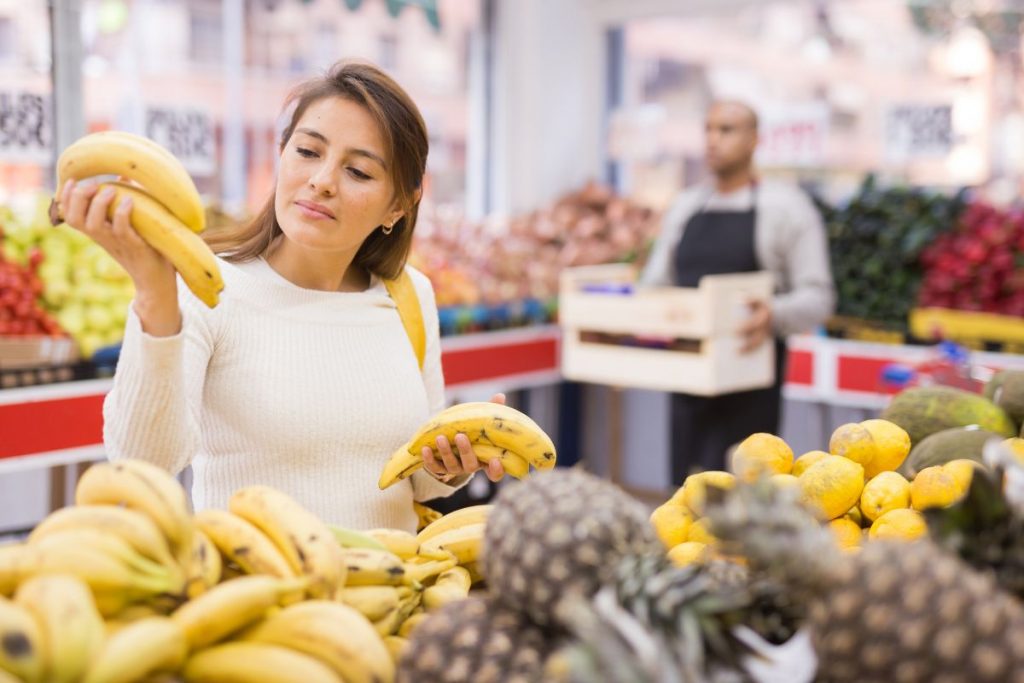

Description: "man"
641 100 834 483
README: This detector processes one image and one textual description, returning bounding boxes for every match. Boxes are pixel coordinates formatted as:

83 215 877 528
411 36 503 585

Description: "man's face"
704 102 758 175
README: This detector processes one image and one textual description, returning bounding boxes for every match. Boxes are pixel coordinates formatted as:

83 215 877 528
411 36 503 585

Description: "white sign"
756 103 830 169
885 104 953 162
144 107 216 177
0 91 53 165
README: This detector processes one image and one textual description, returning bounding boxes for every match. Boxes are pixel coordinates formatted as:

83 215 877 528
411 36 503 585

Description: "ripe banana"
372 589 421 637
0 595 44 682
82 616 186 683
171 574 306 649
182 642 342 683
472 443 531 478
397 611 429 638
341 547 406 586
419 522 485 565
74 459 193 559
422 565 472 611
328 525 390 553
28 504 179 571
401 553 458 585
336 584 413 622
229 486 344 598
241 600 394 683
382 635 408 665
0 543 37 597
56 130 205 233
379 402 556 489
364 528 420 559
194 509 294 579
15 575 105 683
184 528 222 599
412 502 442 532
415 504 492 545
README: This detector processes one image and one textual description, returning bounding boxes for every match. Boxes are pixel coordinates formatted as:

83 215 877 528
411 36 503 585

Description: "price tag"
885 104 953 162
0 91 53 165
144 107 216 177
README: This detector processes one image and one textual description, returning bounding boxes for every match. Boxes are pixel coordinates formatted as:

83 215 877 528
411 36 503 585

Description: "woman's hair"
206 61 429 280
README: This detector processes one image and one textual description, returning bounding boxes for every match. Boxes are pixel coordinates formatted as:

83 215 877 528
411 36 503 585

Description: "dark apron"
670 189 787 483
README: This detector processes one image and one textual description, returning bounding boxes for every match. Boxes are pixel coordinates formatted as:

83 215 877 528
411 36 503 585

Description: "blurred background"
3 0 1024 531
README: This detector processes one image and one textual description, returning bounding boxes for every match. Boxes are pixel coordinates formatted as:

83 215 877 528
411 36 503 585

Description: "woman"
57 61 503 532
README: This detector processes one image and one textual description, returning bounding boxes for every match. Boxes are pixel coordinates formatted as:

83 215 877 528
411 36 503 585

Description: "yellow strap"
384 269 426 370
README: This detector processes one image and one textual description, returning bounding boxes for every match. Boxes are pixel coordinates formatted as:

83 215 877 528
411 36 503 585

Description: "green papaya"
899 426 1002 479
984 370 1024 430
880 386 1016 446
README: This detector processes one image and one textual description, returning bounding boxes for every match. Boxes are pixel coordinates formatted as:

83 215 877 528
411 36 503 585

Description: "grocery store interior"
3 0 1024 679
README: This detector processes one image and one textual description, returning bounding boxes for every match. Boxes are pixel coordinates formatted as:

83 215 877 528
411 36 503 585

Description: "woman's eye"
348 168 372 180
296 147 317 158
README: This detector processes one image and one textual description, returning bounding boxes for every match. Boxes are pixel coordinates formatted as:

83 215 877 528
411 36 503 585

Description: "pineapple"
396 595 557 683
925 461 1024 599
706 479 1024 682
483 468 661 628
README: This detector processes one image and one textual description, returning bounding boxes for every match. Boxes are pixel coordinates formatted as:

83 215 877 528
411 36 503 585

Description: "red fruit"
27 248 44 270
963 241 988 264
7 320 25 335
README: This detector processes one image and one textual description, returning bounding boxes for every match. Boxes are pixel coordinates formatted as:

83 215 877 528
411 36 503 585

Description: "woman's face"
274 96 401 255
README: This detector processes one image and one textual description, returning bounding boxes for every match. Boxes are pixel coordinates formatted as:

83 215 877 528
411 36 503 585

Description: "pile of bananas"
0 459 487 682
49 131 223 308
379 402 557 489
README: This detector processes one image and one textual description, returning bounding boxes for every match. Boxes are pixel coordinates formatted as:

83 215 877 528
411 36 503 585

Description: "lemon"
731 433 794 482
649 503 693 549
828 517 863 550
792 450 830 477
770 473 800 492
679 471 736 516
798 455 865 520
843 505 863 527
910 464 969 511
829 422 878 470
859 419 911 478
667 542 708 567
859 471 911 522
869 508 927 541
686 518 717 545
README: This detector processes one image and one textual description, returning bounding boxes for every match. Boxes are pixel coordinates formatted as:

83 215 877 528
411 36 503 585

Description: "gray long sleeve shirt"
640 180 835 337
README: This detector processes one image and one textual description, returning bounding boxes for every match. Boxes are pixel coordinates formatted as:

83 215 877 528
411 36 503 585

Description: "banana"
182 642 342 683
241 600 394 683
412 502 442 532
341 548 407 586
336 584 411 622
422 565 472 611
103 604 164 637
0 543 37 597
364 528 420 559
92 181 222 307
379 402 556 489
401 553 458 585
171 574 306 649
29 529 181 592
74 459 193 559
0 669 21 683
419 522 485 565
463 560 485 585
15 575 105 683
55 130 205 233
0 596 44 682
328 525 390 553
470 443 532 478
183 528 222 599
229 486 344 598
382 635 408 665
194 509 294 579
415 504 492 545
397 611 429 638
371 589 421 637
83 616 186 683
29 504 179 571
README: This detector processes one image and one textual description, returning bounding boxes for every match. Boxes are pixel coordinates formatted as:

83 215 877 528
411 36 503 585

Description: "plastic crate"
558 264 774 396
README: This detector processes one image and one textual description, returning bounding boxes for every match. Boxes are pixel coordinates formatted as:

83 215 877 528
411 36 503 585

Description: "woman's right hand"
60 180 183 336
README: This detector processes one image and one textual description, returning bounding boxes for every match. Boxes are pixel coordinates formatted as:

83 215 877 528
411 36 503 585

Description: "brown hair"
206 61 429 280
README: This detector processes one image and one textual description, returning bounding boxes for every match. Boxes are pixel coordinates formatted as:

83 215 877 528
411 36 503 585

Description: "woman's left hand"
421 394 507 483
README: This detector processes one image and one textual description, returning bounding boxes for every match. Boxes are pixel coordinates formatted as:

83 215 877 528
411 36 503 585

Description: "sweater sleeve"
769 189 836 336
102 287 214 475
403 267 471 502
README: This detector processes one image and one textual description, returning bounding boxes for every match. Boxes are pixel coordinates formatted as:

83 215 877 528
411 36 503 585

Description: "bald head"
705 100 759 176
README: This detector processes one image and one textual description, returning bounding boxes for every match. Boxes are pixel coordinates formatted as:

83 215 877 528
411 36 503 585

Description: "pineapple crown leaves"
703 479 842 593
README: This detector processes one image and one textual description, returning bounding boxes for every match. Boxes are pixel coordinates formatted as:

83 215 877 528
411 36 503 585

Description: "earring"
382 221 395 235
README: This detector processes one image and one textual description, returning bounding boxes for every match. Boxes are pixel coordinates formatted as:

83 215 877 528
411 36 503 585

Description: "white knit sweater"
103 256 464 532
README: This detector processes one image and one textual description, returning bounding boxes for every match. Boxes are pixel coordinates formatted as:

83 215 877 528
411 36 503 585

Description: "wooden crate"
0 335 78 370
559 264 774 396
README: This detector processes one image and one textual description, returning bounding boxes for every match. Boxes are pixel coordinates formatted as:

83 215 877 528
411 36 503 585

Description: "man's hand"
421 393 507 483
736 299 772 353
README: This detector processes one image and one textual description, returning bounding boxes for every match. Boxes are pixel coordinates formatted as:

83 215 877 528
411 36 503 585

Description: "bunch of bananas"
378 402 558 489
49 131 224 308
0 458 497 682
